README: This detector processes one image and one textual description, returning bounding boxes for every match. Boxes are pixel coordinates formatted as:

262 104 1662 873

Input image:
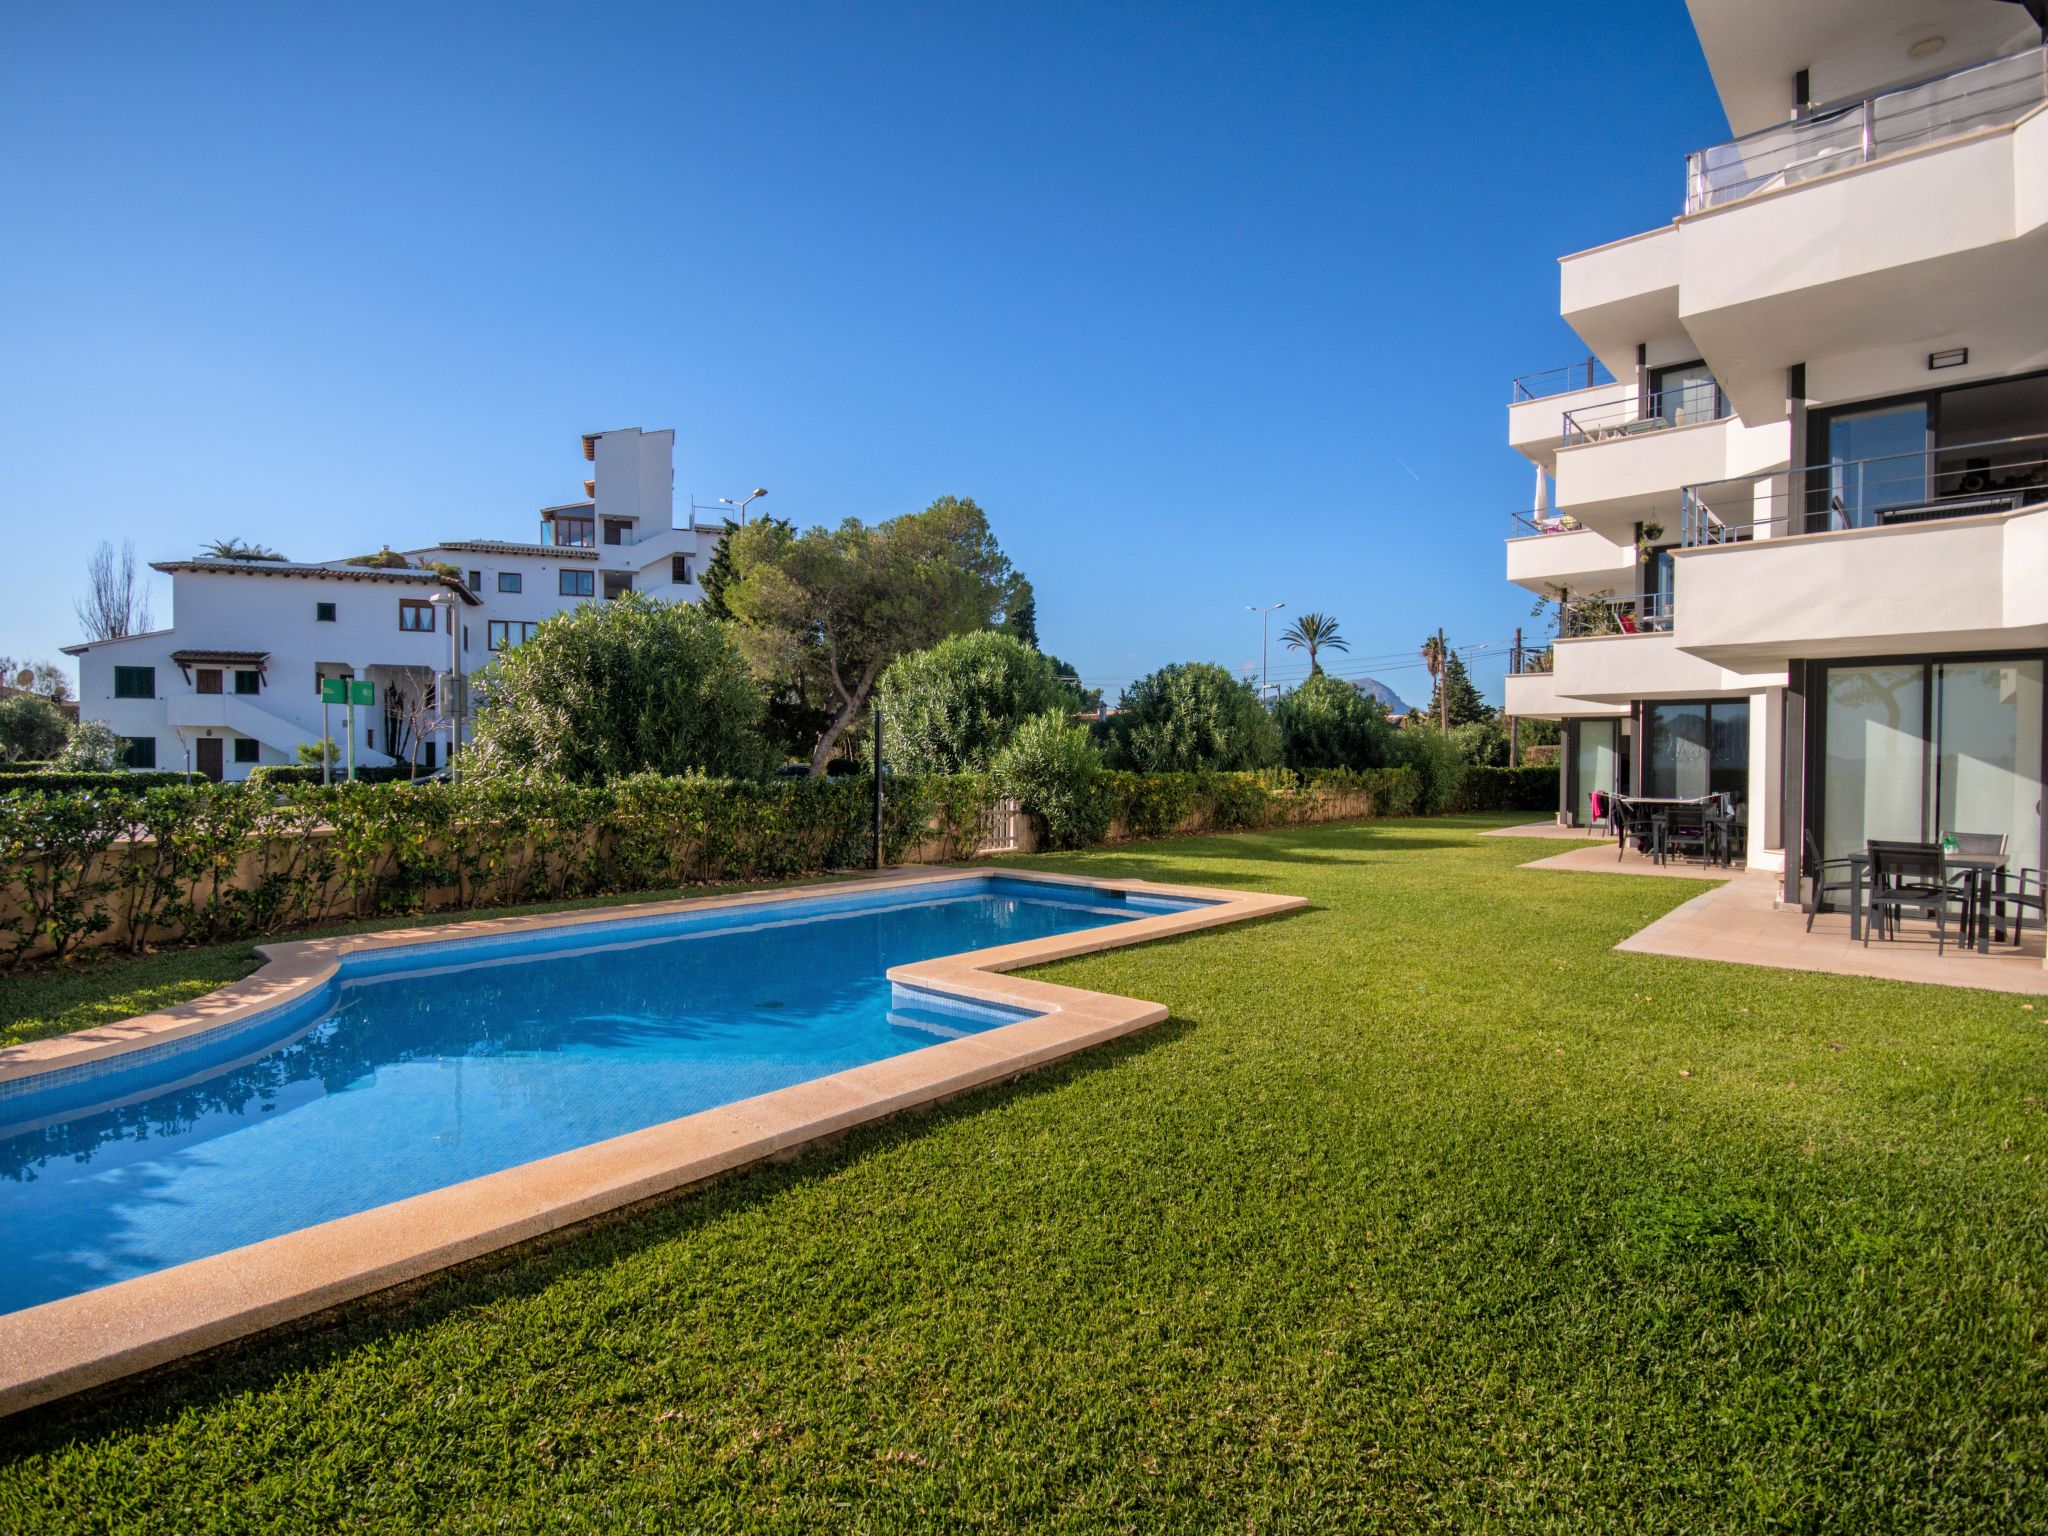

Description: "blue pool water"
0 876 1201 1314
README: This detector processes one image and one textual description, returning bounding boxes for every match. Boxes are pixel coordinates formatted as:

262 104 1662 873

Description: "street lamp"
719 487 769 524
1247 602 1285 698
429 588 462 782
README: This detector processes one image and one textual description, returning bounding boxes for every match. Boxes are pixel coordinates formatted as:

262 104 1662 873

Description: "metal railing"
1561 381 1730 445
1681 430 2048 546
1557 592 1674 638
1508 644 1553 676
1685 44 2048 214
1508 508 1593 538
1510 357 1615 403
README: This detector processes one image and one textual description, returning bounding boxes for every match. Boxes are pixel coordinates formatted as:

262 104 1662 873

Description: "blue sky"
0 1 1729 708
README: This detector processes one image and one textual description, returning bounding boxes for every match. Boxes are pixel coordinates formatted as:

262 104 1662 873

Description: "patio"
1523 853 2048 994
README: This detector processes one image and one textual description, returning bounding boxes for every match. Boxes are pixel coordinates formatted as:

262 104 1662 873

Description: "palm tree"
1281 612 1348 677
1420 633 1446 726
201 538 287 562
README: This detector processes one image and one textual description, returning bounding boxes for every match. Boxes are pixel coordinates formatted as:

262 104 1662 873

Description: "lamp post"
719 487 769 525
1247 602 1285 698
429 588 463 782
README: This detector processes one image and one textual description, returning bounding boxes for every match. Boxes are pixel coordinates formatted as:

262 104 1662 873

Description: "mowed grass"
3 816 2046 1532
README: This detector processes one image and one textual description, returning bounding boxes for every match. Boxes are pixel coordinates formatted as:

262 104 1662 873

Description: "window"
113 665 155 699
233 738 260 764
488 620 542 651
234 669 260 695
497 571 522 594
672 555 693 585
551 515 595 548
121 736 156 769
1643 700 1749 802
196 668 223 695
316 602 337 622
602 571 633 601
468 570 483 591
603 519 631 546
399 599 436 632
1650 360 1726 427
560 569 595 597
421 741 437 769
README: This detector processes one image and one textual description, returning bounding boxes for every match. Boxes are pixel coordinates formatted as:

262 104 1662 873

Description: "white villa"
66 427 728 780
1505 0 2048 901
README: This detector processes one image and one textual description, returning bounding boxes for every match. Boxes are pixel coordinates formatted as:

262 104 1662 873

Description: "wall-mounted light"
1909 35 1946 61
1929 347 1969 369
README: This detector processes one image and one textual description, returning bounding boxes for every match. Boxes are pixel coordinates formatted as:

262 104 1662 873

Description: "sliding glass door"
1643 700 1748 803
1817 657 2045 869
1574 720 1617 826
1932 661 2044 874
1821 403 1929 530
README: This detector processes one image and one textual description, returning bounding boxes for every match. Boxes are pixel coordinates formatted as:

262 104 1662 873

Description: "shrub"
0 695 69 764
1275 673 1396 771
1392 724 1469 813
994 712 1109 850
246 763 419 788
877 631 1069 774
1102 662 1280 773
54 720 127 772
1446 765 1561 814
467 594 774 784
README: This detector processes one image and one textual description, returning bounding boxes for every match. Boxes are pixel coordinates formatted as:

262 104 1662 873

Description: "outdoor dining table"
1843 848 2010 954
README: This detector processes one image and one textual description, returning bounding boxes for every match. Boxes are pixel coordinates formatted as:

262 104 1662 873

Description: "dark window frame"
121 735 157 769
398 599 436 632
113 665 155 699
315 601 337 622
497 571 522 593
233 737 260 764
559 569 595 597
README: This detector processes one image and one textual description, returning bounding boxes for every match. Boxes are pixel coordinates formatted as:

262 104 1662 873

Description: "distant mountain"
1349 676 1409 714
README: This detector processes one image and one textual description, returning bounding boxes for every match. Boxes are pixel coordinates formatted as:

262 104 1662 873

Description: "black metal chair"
1801 828 1856 931
1653 807 1709 866
1864 840 1973 955
2003 866 2046 949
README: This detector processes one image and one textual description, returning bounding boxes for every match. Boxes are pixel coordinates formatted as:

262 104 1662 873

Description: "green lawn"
3 816 2046 1532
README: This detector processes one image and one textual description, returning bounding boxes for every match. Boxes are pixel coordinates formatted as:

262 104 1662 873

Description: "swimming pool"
0 875 1209 1315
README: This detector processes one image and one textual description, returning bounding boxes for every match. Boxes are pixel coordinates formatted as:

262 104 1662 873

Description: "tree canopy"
1274 673 1395 771
1102 662 1281 773
1280 612 1348 677
1428 651 1493 728
720 496 1028 774
877 630 1070 775
0 694 70 763
468 594 772 784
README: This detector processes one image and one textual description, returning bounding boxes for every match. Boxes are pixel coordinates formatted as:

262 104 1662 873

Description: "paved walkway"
1550 865 2048 994
1519 842 1742 881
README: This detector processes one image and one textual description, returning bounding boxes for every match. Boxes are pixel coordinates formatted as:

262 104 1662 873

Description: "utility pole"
1437 626 1448 730
1509 626 1522 766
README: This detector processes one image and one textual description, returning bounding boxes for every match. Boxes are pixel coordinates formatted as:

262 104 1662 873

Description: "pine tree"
1428 651 1492 728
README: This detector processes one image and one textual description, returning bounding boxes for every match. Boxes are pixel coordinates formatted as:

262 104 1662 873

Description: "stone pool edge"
0 866 1303 1418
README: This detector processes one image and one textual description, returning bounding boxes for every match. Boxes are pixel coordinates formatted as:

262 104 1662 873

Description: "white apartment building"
66 427 728 780
1503 0 2048 897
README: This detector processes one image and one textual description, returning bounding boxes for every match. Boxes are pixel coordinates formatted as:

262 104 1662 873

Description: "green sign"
348 680 377 707
320 677 348 705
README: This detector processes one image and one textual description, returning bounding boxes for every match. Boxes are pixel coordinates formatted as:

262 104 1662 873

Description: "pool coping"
0 865 1303 1418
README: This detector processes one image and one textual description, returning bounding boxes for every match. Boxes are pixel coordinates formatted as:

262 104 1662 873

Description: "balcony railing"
1558 593 1674 638
1508 508 1592 538
1685 44 2048 214
1510 357 1615 403
1681 430 2048 546
1561 381 1730 446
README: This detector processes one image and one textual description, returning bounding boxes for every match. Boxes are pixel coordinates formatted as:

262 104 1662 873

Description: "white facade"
1505 0 2048 887
67 427 728 780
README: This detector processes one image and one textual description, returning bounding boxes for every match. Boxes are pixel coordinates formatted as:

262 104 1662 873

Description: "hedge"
1444 765 1561 814
245 763 426 787
0 762 1545 966
0 770 207 793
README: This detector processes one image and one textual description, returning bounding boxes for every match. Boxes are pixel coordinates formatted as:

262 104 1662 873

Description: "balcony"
1507 360 1628 467
1676 53 2048 423
1680 430 2048 545
1504 513 1637 595
1551 402 1785 531
1685 46 2048 213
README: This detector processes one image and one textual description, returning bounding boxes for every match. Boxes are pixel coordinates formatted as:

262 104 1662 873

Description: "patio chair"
2002 865 2046 949
1864 840 1973 956
1653 808 1709 866
1801 828 1855 931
